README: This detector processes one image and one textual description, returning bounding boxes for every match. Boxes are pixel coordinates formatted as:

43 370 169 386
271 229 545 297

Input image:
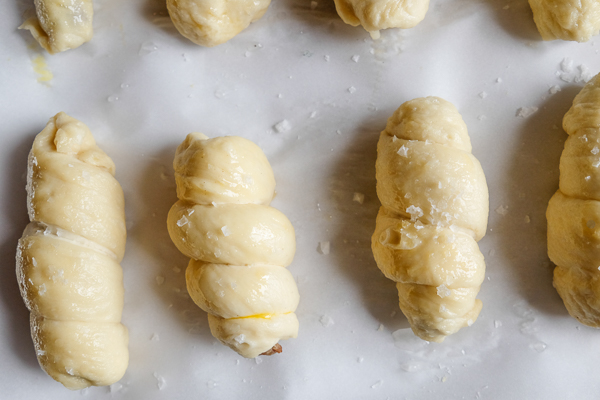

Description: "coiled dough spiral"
167 0 270 47
547 73 600 327
19 0 94 54
372 97 489 342
333 0 429 39
167 133 299 358
16 112 128 389
529 0 600 42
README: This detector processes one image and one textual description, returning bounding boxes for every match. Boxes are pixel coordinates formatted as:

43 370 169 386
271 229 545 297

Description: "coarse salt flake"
516 107 538 118
273 119 292 133
177 216 188 227
221 226 232 236
397 145 409 157
353 192 365 204
495 205 509 216
437 285 451 298
318 241 330 255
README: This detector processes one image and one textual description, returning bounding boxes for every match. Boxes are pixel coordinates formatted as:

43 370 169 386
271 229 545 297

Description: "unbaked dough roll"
19 0 94 54
167 0 271 47
167 133 299 358
334 0 429 38
16 112 128 390
529 0 600 42
547 73 600 326
372 97 489 342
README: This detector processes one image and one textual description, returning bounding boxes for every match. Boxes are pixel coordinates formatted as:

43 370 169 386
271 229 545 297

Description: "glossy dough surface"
16 112 128 389
372 97 489 342
548 73 600 326
529 0 600 42
19 0 93 54
333 0 429 37
167 0 271 47
167 133 299 358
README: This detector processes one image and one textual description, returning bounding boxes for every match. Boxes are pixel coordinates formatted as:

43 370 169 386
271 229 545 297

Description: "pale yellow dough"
372 97 489 342
167 0 271 47
16 112 128 389
333 0 429 38
19 0 93 54
167 133 299 358
529 0 600 42
547 73 600 326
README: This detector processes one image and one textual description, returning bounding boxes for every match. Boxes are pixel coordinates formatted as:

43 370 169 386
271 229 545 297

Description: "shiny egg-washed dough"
167 133 299 358
16 112 128 389
19 0 93 54
547 73 600 326
333 0 429 38
167 0 271 47
372 97 489 342
529 0 600 42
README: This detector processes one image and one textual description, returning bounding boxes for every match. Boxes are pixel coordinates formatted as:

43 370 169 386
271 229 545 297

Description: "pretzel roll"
372 97 489 342
168 133 299 358
16 112 128 389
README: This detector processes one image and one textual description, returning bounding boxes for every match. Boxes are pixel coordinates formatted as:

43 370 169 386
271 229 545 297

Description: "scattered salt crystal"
310 0 317 9
524 215 531 223
234 334 246 344
478 115 487 121
348 86 357 94
549 85 561 94
320 315 334 327
592 146 599 155
437 285 451 298
358 357 364 363
255 357 263 364
36 349 46 356
318 241 330 255
310 111 317 118
495 205 509 215
139 41 158 56
406 205 424 220
221 226 232 236
351 55 360 63
353 192 365 204
31 257 37 267
397 145 409 157
207 379 218 387
377 324 384 331
479 91 488 99
516 107 538 118
176 216 188 227
66 368 74 376
324 55 330 62
371 380 383 389
109 383 123 393
439 304 447 312
154 373 166 390
496 77 503 83
585 176 591 181
494 320 502 328
151 333 160 341
593 160 600 168
467 319 473 326
273 119 291 133
38 283 46 295
530 341 547 353
156 276 165 285
561 57 574 72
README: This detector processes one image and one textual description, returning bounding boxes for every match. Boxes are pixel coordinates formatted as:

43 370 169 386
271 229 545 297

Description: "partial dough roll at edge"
529 0 600 42
372 97 489 342
547 73 600 327
19 0 94 54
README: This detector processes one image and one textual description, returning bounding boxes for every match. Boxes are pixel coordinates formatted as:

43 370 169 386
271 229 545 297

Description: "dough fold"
529 0 600 42
372 97 489 342
168 133 299 358
167 0 271 47
334 0 429 37
19 0 93 54
16 112 128 389
548 73 600 326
